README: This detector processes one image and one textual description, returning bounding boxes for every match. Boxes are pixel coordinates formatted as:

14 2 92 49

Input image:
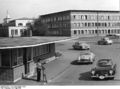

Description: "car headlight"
109 70 113 74
78 57 81 60
91 70 95 74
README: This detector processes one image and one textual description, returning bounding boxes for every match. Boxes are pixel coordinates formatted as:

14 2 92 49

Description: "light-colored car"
77 52 95 64
72 42 90 50
98 37 113 45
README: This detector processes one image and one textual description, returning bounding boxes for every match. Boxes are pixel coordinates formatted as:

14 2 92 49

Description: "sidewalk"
15 55 71 85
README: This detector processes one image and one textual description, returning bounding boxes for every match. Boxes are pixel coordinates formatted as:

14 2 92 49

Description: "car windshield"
97 59 112 67
84 53 90 55
75 42 80 45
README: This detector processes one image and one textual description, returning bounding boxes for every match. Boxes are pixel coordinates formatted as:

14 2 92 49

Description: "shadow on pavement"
71 60 92 65
79 71 114 81
68 48 89 51
79 71 92 81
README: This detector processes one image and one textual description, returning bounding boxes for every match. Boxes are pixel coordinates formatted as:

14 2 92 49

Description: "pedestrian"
36 59 42 82
42 63 47 83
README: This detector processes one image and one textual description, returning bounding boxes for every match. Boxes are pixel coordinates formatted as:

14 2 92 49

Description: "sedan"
91 59 116 80
98 37 113 45
72 42 90 50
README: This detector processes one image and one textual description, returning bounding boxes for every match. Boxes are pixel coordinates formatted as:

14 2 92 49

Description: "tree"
28 16 48 36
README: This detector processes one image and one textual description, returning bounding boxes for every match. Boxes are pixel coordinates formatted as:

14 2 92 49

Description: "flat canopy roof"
0 36 77 49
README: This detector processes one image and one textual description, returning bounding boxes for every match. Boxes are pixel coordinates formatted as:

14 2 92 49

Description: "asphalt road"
48 37 120 85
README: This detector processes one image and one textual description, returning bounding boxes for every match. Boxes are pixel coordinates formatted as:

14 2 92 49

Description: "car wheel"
90 62 93 64
110 77 114 80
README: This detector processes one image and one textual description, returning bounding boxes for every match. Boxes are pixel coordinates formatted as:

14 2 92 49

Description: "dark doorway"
23 48 30 74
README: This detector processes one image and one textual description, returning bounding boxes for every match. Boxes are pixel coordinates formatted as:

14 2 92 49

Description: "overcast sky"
0 0 119 23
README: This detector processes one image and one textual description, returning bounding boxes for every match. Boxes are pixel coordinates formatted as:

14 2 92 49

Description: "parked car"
72 42 90 50
91 59 116 80
77 52 95 64
106 34 119 39
98 37 113 45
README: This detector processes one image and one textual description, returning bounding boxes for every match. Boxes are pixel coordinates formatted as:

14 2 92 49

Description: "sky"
0 0 119 23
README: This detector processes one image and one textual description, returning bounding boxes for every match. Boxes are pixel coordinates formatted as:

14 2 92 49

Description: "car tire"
90 62 93 64
110 77 114 80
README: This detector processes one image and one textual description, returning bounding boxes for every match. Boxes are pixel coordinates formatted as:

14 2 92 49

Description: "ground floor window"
81 30 84 34
12 49 23 67
1 49 10 67
74 30 77 35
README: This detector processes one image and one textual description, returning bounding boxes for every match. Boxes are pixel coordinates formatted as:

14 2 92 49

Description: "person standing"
36 60 42 82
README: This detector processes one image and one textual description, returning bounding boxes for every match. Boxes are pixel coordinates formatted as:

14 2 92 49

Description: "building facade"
0 18 33 37
41 10 120 37
0 37 70 83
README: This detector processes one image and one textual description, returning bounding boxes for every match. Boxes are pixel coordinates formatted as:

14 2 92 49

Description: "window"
78 30 80 34
85 15 87 20
1 50 10 67
11 29 14 36
88 23 91 27
17 49 23 65
92 30 94 34
85 23 87 27
12 49 23 67
27 48 32 61
18 23 23 26
15 29 18 35
11 49 17 66
73 15 76 19
74 30 77 34
81 30 84 34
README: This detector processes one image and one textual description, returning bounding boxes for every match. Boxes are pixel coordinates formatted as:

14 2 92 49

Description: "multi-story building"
41 10 120 37
0 17 34 37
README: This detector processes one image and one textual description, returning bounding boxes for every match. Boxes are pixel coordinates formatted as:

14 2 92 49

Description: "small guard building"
0 36 71 83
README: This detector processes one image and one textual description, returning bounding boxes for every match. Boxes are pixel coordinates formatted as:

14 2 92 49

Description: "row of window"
48 22 120 29
42 15 70 23
72 15 120 21
48 23 70 28
72 22 120 28
0 44 52 67
17 22 31 27
10 29 26 36
42 14 120 23
0 49 24 67
73 29 120 35
11 29 18 35
33 44 50 58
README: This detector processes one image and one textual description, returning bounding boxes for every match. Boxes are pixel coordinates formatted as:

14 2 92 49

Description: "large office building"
41 10 120 37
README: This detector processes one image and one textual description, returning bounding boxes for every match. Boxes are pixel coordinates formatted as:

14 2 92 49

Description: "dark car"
72 42 90 50
91 59 116 80
97 37 113 45
106 34 119 39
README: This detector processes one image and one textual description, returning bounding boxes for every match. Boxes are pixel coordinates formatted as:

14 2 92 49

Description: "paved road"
48 37 120 85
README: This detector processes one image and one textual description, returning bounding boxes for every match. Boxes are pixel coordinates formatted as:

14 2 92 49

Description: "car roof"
80 52 92 55
98 59 112 62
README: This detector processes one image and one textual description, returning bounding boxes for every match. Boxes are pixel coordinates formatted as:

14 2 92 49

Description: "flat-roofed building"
0 36 71 83
0 18 34 37
41 10 120 37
